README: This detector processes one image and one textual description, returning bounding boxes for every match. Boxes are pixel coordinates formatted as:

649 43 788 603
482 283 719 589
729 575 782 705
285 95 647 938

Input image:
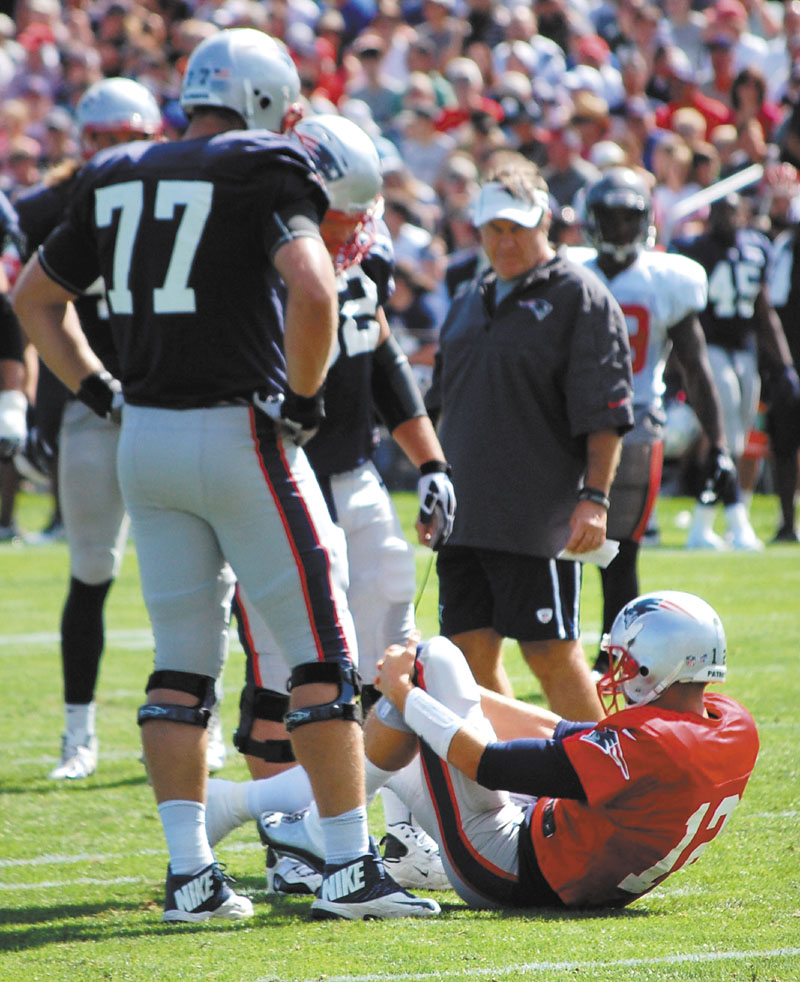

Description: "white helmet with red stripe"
180 28 301 133
76 77 162 156
293 113 383 271
598 591 726 710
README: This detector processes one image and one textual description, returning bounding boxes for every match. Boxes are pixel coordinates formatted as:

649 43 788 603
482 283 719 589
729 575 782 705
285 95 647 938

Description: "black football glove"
77 370 123 424
699 446 738 505
417 461 456 550
255 388 325 447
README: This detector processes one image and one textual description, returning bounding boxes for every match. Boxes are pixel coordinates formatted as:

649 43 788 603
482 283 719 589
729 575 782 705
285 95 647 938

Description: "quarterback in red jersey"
220 590 758 911
364 589 758 909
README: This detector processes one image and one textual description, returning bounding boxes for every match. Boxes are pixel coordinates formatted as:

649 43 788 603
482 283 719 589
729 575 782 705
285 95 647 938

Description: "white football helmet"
180 28 301 132
76 77 162 156
598 591 727 710
294 113 383 270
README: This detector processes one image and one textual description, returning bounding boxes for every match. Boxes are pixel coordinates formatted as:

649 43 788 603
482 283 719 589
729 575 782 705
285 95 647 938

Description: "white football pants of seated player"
374 637 527 909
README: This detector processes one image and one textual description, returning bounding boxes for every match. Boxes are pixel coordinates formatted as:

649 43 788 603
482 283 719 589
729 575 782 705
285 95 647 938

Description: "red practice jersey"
528 692 759 906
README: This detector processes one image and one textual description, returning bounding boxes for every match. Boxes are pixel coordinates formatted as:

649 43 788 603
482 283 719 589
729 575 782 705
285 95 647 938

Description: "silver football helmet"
294 113 383 270
294 114 382 214
583 166 656 265
76 77 162 155
180 28 301 132
598 591 727 710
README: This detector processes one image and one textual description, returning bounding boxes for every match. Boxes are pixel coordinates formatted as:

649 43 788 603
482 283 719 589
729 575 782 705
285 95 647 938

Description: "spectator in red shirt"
435 56 503 135
655 46 729 141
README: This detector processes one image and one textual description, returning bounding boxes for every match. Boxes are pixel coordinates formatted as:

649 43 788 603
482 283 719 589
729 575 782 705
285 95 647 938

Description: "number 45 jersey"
523 692 758 908
672 227 773 353
570 247 708 417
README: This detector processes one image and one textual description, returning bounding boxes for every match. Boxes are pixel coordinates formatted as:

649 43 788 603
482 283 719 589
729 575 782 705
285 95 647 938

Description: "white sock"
158 799 215 875
725 501 752 534
691 502 717 533
245 765 314 819
380 785 413 827
364 755 395 802
320 805 370 865
65 702 95 745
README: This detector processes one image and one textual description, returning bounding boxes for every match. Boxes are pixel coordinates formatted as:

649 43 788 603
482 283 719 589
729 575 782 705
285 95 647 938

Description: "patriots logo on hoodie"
519 298 553 321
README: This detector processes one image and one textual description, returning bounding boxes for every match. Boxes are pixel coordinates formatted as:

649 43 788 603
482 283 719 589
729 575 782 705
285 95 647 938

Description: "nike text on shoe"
266 847 322 896
311 840 441 920
257 810 325 874
380 822 450 890
48 735 98 780
162 862 253 923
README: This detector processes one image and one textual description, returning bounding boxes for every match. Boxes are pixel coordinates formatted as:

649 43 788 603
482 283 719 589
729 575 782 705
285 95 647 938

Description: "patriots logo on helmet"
580 728 632 780
622 595 694 629
297 133 346 183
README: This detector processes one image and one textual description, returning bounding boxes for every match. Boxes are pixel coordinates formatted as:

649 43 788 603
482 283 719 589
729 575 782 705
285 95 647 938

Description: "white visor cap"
472 182 550 229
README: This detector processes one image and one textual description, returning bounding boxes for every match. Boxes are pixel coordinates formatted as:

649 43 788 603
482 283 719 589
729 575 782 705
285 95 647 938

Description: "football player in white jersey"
222 114 455 893
571 168 735 674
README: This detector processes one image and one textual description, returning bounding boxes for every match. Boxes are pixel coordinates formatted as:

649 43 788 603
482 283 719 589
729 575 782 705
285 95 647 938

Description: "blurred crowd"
2 0 799 500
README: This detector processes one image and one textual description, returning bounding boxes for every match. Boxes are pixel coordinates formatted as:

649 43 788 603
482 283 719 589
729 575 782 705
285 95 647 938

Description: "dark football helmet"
583 166 656 264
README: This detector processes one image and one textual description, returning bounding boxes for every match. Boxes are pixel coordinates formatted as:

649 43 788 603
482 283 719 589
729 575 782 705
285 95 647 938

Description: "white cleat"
685 528 730 550
380 822 450 890
728 527 764 552
257 809 324 870
48 735 98 780
266 848 322 896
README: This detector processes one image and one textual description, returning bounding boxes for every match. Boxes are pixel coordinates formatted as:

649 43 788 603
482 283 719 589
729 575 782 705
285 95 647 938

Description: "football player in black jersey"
15 78 164 780
0 191 28 543
217 113 454 895
13 29 439 924
673 194 799 549
0 191 27 466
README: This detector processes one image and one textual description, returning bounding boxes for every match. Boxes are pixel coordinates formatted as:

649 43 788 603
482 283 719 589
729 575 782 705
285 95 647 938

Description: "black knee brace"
360 682 381 715
283 661 362 732
233 684 296 763
137 670 216 728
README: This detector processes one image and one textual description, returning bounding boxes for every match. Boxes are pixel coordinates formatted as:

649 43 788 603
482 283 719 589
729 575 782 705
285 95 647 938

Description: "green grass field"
1 490 799 981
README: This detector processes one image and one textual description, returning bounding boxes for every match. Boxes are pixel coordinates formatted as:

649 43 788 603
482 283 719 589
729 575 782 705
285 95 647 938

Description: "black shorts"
436 545 582 642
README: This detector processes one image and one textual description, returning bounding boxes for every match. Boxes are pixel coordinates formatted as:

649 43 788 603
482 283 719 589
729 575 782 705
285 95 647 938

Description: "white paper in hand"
557 538 620 568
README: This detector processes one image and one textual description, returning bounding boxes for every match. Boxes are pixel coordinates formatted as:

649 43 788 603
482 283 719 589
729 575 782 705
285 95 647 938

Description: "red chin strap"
334 214 377 273
596 644 639 713
281 104 305 134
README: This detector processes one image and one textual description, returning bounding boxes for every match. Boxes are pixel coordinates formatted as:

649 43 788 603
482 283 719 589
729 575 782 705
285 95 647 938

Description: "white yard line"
268 948 800 982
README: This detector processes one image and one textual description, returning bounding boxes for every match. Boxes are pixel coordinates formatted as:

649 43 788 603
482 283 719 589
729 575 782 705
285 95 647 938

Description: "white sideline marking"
276 948 800 982
0 876 146 891
0 628 244 651
0 841 261 870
